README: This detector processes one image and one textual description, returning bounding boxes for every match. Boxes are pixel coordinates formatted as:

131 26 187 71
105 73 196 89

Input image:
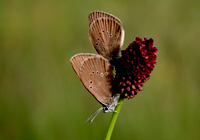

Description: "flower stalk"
105 97 124 140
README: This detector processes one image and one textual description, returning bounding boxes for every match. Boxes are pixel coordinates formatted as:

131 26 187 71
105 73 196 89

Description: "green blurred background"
0 0 199 140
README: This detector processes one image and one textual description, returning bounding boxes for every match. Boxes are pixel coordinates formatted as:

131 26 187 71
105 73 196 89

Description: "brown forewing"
79 55 113 106
88 11 122 26
89 17 124 60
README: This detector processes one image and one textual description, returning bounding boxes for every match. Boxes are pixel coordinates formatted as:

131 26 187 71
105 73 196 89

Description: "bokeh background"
0 0 199 140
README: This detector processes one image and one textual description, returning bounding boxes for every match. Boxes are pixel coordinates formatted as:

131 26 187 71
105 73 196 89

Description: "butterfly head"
103 95 119 113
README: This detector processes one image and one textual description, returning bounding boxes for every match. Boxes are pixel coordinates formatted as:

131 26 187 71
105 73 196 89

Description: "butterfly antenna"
84 107 103 123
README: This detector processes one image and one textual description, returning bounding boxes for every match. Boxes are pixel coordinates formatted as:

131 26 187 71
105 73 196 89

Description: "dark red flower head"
113 37 158 99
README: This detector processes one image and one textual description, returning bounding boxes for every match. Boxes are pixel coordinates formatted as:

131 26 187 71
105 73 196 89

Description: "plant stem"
105 97 124 140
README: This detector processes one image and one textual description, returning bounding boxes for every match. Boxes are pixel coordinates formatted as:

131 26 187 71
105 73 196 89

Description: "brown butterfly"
70 11 124 122
88 11 125 61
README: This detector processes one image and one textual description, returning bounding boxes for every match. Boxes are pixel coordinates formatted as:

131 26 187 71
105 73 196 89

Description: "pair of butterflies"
70 11 125 122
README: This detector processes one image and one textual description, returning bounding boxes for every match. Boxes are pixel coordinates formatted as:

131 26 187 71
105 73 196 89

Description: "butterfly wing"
70 53 95 77
79 55 113 106
89 15 125 60
89 11 122 26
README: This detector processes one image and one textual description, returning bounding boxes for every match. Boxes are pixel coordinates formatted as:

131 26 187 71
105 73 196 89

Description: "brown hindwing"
70 53 95 77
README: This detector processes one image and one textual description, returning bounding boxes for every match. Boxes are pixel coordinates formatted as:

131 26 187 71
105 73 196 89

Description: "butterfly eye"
103 106 110 113
106 31 109 34
114 34 117 37
96 42 98 46
110 34 112 38
100 73 104 77
89 80 93 83
96 71 99 74
105 72 108 75
104 106 109 111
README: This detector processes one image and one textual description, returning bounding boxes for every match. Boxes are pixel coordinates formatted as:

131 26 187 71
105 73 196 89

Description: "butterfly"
70 11 125 122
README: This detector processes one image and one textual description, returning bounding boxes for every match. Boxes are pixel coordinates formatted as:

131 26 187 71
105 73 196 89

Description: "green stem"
105 97 124 140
